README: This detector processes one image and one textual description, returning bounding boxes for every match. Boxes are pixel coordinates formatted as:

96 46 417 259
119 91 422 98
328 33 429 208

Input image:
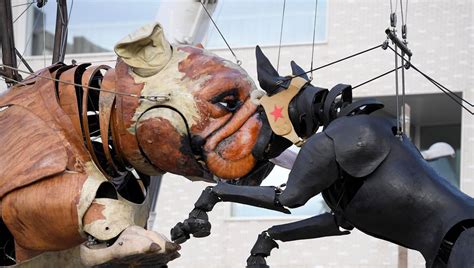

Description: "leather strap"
260 77 307 146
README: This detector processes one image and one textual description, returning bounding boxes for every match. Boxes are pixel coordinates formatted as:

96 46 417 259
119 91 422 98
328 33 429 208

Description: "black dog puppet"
172 46 474 268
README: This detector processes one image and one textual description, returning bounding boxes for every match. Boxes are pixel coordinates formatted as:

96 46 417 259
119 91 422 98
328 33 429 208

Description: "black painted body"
305 115 474 267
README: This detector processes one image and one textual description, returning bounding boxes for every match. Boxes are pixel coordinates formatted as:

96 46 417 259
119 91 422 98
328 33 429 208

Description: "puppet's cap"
114 22 172 77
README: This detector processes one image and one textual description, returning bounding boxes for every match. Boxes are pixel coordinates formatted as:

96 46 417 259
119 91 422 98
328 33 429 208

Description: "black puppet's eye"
217 99 241 112
211 89 242 112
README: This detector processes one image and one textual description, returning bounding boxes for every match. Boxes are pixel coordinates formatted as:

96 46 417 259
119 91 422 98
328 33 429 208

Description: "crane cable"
399 0 408 135
309 0 319 81
276 0 287 72
200 1 241 65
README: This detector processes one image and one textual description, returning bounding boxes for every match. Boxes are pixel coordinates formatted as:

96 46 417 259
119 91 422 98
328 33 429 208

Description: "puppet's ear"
195 43 204 49
290 61 309 80
255 46 288 95
114 22 172 77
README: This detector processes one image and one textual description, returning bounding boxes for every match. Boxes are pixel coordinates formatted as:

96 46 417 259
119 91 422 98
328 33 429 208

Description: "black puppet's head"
251 46 329 161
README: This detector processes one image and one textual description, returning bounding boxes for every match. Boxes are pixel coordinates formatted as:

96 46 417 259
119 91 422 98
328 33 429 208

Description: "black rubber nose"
191 135 206 156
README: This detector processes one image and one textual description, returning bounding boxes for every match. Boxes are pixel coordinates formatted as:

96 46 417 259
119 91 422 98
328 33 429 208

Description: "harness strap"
322 84 352 127
260 76 307 146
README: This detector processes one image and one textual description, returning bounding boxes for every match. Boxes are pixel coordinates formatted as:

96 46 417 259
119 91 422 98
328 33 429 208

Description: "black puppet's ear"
255 46 289 95
290 61 309 81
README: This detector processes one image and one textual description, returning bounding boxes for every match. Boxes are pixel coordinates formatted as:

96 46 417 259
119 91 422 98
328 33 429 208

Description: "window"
27 0 162 56
231 146 330 218
420 125 461 188
206 0 328 48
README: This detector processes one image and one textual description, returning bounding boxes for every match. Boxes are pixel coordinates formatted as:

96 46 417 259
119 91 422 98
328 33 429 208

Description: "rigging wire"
386 45 473 115
389 0 398 15
17 8 43 69
352 65 404 90
281 43 383 82
394 44 401 137
12 1 34 23
309 0 319 81
12 1 36 8
200 1 241 65
399 0 409 135
43 7 46 67
0 64 171 102
276 0 286 72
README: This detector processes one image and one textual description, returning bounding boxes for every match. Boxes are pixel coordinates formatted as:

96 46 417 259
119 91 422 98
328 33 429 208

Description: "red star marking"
270 105 284 122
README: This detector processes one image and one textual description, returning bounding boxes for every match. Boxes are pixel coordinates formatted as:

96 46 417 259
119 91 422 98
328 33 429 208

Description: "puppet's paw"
246 255 270 268
171 208 211 244
80 225 180 267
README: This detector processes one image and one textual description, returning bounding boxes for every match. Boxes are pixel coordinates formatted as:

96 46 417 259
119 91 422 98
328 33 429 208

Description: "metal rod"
0 0 22 85
15 48 34 73
401 51 407 135
395 44 401 137
52 0 68 63
385 28 412 57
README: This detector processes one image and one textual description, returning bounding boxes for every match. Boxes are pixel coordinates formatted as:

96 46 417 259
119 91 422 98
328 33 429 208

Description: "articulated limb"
171 182 290 243
247 212 352 268
171 132 339 245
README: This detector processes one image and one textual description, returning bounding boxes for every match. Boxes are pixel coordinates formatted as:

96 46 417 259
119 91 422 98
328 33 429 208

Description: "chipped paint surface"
76 162 108 237
131 48 202 135
83 198 135 241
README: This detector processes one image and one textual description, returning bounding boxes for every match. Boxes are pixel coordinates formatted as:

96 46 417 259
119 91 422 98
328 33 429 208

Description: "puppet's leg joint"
246 232 279 268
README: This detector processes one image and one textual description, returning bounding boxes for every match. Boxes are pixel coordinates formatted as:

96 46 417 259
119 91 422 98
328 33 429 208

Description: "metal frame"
0 0 21 85
52 0 68 64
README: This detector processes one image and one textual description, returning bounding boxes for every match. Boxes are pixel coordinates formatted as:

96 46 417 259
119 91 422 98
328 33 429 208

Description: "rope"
276 0 287 72
352 65 404 90
394 45 401 137
12 1 36 8
0 64 171 102
401 50 407 134
12 2 34 23
280 43 383 82
17 8 42 69
386 45 473 115
43 8 46 67
309 0 319 81
200 1 241 65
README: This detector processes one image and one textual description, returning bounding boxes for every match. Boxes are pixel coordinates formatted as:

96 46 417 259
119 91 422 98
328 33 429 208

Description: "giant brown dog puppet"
0 23 279 267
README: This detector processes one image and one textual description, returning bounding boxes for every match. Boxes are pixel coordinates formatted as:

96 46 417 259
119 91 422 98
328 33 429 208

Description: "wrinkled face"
134 46 264 181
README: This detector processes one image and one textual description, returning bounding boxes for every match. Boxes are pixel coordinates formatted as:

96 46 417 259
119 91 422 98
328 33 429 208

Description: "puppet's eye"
218 99 240 112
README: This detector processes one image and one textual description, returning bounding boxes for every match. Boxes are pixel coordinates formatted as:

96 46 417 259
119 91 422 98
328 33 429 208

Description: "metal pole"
52 0 68 63
146 175 163 229
398 103 411 268
0 0 22 85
